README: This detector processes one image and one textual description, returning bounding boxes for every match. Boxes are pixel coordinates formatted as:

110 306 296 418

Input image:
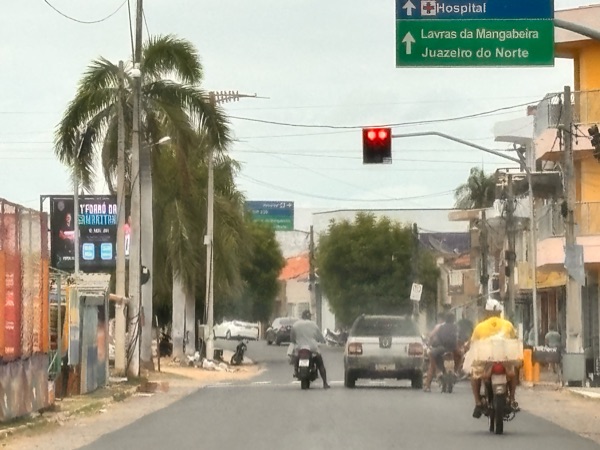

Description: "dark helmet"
302 310 312 320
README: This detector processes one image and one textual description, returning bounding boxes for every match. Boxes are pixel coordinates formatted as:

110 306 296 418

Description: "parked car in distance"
213 320 260 341
266 317 298 345
344 314 424 389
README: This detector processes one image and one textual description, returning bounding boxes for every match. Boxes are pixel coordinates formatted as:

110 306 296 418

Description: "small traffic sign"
410 283 423 302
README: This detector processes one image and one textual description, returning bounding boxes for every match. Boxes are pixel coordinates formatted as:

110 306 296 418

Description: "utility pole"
115 60 126 375
204 94 216 362
505 174 517 321
411 223 420 317
127 0 144 378
480 210 489 300
562 85 584 355
309 226 319 328
203 90 263 360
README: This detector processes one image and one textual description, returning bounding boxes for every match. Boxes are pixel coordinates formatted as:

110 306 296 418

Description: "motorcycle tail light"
408 342 423 356
491 362 506 374
298 349 311 358
348 343 363 355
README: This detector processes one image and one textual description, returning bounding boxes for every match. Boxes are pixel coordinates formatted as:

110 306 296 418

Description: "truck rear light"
348 343 363 355
408 342 423 356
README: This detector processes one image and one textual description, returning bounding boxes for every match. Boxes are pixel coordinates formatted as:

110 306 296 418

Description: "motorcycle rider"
469 298 518 419
424 312 459 392
291 310 330 389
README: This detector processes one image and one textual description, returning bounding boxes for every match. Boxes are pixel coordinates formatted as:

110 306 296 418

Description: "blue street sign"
396 0 553 20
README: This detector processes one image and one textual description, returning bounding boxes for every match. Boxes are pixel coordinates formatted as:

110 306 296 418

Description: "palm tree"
454 167 496 209
153 132 249 358
54 35 231 367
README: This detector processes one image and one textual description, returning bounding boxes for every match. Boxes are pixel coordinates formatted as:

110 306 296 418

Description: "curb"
568 388 600 400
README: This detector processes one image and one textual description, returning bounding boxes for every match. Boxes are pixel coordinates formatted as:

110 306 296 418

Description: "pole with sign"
410 282 423 317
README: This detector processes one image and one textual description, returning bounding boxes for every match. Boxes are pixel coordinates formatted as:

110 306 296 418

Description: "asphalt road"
80 340 600 450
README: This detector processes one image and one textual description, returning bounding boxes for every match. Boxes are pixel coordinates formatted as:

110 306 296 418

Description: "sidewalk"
3 356 262 450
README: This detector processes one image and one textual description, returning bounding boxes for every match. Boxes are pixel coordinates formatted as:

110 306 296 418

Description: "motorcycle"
295 347 319 390
480 361 519 435
230 340 247 366
438 352 457 393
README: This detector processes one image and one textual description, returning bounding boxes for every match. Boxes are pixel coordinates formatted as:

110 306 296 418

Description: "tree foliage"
316 213 439 326
454 167 496 209
216 220 285 324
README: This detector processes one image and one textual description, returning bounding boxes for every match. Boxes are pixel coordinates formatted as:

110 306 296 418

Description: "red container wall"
2 203 22 361
0 250 5 358
20 210 33 358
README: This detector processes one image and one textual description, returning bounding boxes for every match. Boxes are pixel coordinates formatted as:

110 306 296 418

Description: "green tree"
316 213 439 326
215 219 285 325
454 167 496 209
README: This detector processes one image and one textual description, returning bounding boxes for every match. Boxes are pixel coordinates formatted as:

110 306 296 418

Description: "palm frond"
143 35 203 85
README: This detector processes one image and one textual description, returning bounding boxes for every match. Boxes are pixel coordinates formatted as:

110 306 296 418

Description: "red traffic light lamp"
363 127 392 164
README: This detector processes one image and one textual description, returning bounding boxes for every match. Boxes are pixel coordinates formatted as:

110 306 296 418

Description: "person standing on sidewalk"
544 323 561 373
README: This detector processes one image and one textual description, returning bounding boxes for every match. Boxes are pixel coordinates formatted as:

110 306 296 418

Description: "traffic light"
589 124 600 161
362 127 392 164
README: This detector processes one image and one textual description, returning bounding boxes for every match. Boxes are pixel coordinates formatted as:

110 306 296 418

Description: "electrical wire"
238 173 455 202
43 0 128 24
127 0 135 61
228 98 551 131
143 9 150 38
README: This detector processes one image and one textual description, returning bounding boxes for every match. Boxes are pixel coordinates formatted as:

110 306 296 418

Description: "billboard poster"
50 196 119 272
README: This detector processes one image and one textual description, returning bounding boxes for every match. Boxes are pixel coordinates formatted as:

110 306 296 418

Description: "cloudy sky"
0 0 587 217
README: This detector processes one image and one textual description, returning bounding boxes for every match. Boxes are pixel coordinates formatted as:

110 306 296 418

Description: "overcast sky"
0 0 588 218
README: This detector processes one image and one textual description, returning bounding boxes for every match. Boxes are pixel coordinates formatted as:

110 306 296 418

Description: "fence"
0 198 51 420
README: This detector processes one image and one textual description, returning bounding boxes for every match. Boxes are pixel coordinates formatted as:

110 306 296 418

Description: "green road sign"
245 201 294 231
396 19 554 67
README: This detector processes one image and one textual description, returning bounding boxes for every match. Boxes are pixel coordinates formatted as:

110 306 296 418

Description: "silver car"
344 314 425 388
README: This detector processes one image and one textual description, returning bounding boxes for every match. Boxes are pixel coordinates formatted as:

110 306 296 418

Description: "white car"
344 314 425 389
213 320 260 340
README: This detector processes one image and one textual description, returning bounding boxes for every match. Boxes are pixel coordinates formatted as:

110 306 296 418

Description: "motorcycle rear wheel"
301 379 310 390
493 395 505 435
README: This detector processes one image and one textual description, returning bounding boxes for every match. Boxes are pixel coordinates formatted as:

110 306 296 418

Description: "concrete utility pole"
115 60 127 375
480 210 489 299
505 174 517 320
204 105 215 362
561 85 584 355
204 90 263 361
309 226 319 328
127 0 144 378
411 223 420 317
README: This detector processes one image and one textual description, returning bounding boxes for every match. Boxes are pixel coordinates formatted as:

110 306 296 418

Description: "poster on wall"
50 196 119 272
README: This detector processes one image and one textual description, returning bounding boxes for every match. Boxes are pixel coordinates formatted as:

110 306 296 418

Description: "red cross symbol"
423 2 435 13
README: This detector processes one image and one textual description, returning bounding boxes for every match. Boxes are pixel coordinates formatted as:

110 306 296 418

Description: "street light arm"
390 131 522 164
554 18 600 42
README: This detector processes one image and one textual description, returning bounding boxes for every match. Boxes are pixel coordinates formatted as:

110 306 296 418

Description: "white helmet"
485 297 503 312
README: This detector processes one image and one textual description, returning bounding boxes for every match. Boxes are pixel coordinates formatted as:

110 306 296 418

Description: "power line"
224 95 545 112
238 173 455 203
228 97 550 130
43 0 128 24
143 9 150 37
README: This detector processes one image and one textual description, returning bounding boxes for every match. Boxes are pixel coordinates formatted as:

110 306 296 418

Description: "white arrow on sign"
402 32 416 55
402 0 416 16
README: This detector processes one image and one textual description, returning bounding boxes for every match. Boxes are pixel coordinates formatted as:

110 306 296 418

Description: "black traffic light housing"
589 124 600 161
362 127 392 164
